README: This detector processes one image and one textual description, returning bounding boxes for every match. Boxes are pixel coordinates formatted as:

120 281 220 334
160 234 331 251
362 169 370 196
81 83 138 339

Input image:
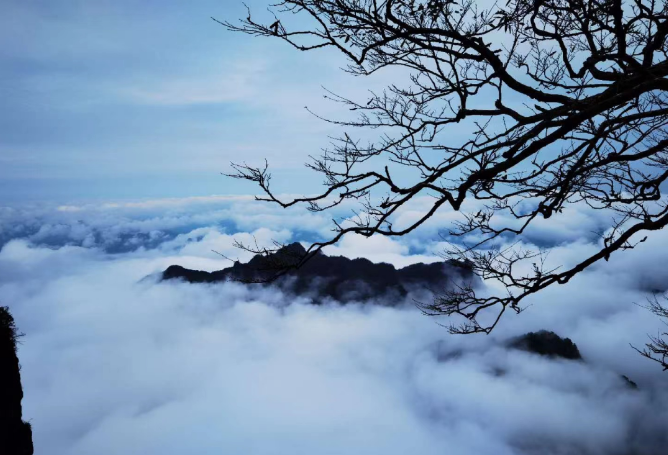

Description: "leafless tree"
634 295 668 370
219 1 668 343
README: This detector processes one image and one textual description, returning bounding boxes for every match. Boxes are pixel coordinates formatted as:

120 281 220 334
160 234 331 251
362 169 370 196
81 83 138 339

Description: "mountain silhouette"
162 242 475 303
509 330 582 360
0 306 33 455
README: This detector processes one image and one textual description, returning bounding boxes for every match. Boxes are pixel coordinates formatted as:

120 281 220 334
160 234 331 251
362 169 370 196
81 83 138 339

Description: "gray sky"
1 0 360 202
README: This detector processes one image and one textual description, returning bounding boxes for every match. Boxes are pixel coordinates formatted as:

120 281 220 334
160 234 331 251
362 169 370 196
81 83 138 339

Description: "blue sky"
0 0 360 203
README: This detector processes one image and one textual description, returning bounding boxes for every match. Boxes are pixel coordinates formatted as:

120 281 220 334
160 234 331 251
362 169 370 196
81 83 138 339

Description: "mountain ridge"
161 242 476 303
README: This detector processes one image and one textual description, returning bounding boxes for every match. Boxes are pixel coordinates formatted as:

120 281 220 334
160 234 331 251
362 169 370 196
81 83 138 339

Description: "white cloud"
0 196 332 253
323 233 441 267
1 200 667 455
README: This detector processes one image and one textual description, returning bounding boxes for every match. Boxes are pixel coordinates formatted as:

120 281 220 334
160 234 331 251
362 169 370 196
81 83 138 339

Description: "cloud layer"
1 197 667 455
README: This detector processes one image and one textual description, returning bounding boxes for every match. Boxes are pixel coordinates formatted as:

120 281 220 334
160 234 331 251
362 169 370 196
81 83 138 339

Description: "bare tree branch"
220 1 668 345
633 294 668 371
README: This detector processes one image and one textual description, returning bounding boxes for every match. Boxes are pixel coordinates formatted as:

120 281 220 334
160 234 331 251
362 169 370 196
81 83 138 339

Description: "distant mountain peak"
509 330 582 360
162 244 475 303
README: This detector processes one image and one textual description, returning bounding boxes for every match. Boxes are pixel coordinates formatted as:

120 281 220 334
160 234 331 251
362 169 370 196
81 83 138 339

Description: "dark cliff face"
162 242 476 303
0 307 33 455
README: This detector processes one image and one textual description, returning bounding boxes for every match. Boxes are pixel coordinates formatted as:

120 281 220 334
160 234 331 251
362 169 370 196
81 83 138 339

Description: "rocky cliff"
0 306 33 455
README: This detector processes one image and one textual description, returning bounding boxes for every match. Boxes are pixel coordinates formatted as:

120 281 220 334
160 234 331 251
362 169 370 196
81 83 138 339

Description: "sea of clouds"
1 195 667 455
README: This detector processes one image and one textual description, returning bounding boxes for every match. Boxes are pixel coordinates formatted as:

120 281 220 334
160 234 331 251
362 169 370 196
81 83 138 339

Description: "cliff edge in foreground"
0 306 33 455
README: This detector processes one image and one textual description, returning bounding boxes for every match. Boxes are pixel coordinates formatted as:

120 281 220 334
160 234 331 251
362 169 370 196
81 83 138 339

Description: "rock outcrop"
0 306 33 455
162 242 475 303
509 330 583 360
510 330 640 389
